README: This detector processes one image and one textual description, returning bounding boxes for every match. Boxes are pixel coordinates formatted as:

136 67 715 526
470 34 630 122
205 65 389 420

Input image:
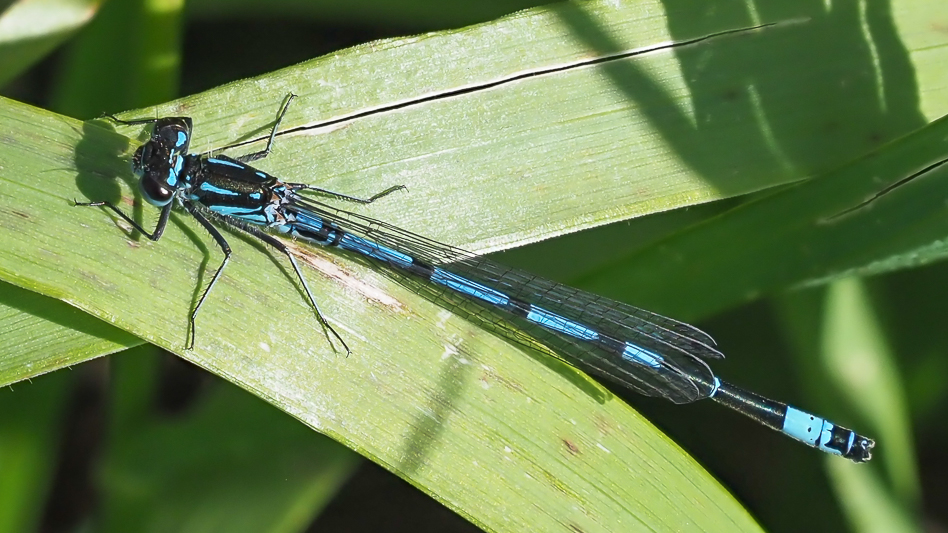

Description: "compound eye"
160 124 189 150
140 176 174 206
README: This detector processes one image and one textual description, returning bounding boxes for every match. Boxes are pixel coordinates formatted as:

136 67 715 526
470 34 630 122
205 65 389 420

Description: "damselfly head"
131 137 178 207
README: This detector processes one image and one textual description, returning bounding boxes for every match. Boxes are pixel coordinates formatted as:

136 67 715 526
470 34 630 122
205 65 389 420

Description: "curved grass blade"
0 95 760 533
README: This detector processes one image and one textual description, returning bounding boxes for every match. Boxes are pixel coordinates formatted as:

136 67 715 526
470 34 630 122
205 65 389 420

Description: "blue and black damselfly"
77 95 875 462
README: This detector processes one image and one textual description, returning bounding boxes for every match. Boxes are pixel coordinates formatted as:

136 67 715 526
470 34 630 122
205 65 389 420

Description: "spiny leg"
229 92 407 206
289 184 407 205
239 224 352 354
182 202 233 350
74 199 173 241
236 93 297 164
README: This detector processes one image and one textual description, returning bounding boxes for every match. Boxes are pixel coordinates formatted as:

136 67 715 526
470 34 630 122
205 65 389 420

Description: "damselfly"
78 95 875 462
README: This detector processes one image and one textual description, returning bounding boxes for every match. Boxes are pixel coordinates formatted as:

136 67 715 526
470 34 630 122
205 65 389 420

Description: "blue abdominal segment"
431 268 510 307
782 406 857 457
621 344 663 368
525 307 598 341
340 234 415 270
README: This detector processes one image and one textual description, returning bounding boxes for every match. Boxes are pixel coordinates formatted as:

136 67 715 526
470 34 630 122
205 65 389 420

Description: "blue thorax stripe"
207 157 244 168
199 182 240 196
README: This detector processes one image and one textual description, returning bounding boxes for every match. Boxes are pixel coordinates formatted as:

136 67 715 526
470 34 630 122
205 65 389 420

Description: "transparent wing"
286 195 721 404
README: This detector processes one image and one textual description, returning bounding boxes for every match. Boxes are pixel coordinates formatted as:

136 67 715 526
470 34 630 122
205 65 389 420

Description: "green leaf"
0 282 139 385
0 95 761 530
0 6 793 530
577 114 948 321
